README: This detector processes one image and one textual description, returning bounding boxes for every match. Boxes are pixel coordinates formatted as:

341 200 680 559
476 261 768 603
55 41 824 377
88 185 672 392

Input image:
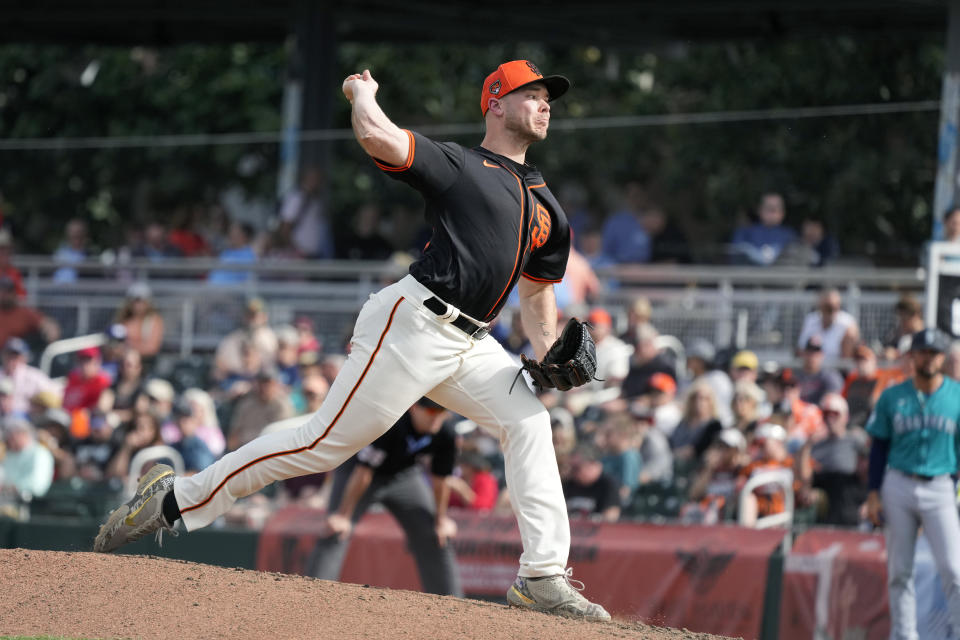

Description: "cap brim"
515 75 570 102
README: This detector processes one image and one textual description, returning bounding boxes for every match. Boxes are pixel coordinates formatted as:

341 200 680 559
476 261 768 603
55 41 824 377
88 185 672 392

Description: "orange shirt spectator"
0 277 58 346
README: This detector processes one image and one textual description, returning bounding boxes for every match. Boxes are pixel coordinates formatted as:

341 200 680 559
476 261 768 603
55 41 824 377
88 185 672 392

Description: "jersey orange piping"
484 168 525 320
521 273 562 283
374 130 416 172
181 297 406 514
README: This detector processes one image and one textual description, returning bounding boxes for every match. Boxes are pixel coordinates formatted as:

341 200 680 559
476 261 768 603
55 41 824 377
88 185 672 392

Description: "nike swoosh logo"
482 160 502 169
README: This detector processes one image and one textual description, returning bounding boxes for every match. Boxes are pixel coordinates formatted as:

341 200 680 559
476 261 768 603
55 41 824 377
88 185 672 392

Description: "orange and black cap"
480 60 570 117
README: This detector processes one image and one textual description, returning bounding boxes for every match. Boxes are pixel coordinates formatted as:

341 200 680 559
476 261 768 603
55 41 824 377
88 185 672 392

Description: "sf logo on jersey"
530 204 552 250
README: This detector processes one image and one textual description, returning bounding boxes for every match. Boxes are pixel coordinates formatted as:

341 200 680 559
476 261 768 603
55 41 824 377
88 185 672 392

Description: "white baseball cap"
717 428 747 451
754 422 787 442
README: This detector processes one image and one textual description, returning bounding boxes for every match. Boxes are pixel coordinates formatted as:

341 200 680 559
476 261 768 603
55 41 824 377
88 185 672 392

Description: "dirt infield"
0 549 733 639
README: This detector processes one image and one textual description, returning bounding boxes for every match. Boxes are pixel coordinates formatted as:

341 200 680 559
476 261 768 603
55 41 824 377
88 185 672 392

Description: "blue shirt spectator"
730 193 797 265
208 222 258 285
52 218 89 283
601 182 651 264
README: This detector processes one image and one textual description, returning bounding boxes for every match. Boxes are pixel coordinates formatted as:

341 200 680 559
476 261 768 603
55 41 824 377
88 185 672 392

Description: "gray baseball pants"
306 460 463 597
882 468 960 640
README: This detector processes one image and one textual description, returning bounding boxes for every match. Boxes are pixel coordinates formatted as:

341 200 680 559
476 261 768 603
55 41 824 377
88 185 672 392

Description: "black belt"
902 471 937 482
422 296 489 340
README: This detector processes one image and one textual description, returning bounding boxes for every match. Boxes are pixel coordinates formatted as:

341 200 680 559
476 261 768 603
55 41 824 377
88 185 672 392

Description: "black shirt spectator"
562 445 621 522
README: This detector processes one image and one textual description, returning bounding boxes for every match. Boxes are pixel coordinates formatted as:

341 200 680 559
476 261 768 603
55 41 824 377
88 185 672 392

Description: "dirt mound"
0 549 732 639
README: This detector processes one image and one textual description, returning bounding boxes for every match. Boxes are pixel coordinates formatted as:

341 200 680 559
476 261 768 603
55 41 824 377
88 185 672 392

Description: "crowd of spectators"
1 183 959 533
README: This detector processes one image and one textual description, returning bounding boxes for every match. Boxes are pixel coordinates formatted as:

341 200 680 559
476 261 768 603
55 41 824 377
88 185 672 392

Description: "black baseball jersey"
355 411 457 478
375 130 571 322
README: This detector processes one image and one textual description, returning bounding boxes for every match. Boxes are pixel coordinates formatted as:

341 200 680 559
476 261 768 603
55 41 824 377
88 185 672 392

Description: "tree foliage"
0 34 945 263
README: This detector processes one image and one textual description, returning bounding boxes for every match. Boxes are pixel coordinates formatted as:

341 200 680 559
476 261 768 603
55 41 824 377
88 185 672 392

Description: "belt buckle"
471 326 489 340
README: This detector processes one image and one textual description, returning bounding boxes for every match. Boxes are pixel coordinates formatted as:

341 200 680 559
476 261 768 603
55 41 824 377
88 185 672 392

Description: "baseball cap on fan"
480 60 570 117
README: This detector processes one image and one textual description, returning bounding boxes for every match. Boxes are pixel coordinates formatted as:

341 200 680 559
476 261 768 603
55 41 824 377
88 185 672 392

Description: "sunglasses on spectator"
822 409 843 417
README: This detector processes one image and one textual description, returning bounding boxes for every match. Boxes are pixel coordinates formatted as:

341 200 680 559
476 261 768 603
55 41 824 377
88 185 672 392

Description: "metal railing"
12 255 925 359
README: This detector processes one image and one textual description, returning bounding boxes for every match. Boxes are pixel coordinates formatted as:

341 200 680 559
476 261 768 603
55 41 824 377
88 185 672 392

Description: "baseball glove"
519 317 598 391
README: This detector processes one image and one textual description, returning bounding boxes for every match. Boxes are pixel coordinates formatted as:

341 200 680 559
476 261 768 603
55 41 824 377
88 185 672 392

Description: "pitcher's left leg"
427 340 568 578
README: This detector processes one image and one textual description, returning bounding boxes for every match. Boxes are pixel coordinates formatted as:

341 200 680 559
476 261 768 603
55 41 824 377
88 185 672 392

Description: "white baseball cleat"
506 568 611 621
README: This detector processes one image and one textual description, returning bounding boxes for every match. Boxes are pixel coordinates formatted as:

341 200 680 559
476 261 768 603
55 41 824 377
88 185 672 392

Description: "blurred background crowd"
2 195 954 532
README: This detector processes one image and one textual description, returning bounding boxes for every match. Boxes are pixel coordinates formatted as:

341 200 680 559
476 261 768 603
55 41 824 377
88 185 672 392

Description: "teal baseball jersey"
866 377 960 477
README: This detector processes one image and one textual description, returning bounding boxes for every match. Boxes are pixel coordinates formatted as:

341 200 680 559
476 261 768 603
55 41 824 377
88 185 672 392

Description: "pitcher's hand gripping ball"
520 318 598 391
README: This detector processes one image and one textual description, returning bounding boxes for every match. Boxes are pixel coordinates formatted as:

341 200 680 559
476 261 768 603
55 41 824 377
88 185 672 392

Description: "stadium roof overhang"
0 0 949 46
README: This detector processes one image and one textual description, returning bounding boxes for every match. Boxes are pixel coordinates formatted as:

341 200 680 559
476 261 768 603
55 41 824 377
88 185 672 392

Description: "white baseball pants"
174 275 570 578
882 468 960 640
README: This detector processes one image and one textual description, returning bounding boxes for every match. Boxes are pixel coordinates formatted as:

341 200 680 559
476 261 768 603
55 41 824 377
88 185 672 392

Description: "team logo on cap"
489 80 502 95
525 61 542 76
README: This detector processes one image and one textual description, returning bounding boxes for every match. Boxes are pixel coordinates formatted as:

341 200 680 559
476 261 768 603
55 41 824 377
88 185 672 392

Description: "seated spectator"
643 372 682 437
182 388 226 458
336 202 393 261
683 428 749 524
168 206 211 257
585 307 631 389
294 316 322 355
100 324 129 382
843 344 888 428
730 380 766 439
579 226 615 272
0 277 59 347
52 218 88 283
142 378 177 443
729 349 760 385
1 416 54 498
795 335 844 405
798 393 867 526
171 399 216 474
319 354 346 389
116 283 165 361
299 375 329 416
101 347 146 426
643 204 691 264
798 217 839 267
599 412 642 505
738 422 797 526
136 222 182 262
106 409 164 479
275 325 302 389
278 166 334 259
34 408 76 480
556 246 602 308
208 221 258 285
796 288 860 361
761 368 823 448
62 347 111 414
601 181 651 264
631 405 674 485
563 444 621 522
217 338 264 403
213 297 278 383
730 192 797 266
670 381 723 462
620 324 676 400
0 379 12 418
619 296 653 346
227 367 295 451
684 339 733 426
27 391 61 426
448 451 499 511
1 338 55 416
882 294 925 361
73 411 118 481
0 229 26 298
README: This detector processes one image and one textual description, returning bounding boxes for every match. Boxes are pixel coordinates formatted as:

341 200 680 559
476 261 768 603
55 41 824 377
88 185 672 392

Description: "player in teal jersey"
865 328 960 640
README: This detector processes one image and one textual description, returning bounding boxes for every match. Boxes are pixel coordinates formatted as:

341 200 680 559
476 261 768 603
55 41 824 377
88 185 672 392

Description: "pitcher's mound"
0 548 733 639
